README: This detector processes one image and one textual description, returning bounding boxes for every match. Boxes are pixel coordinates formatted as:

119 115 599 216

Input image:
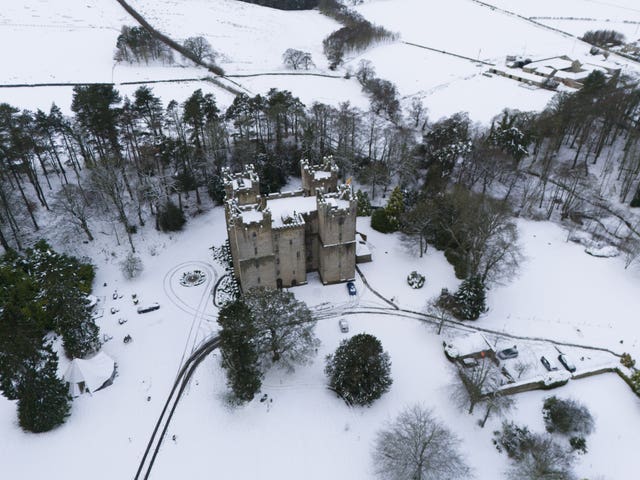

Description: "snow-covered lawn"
2 204 639 479
127 0 340 73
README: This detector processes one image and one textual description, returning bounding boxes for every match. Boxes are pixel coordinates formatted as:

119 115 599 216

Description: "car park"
137 303 160 314
540 355 558 371
346 281 357 296
339 319 349 333
558 354 576 373
497 345 518 360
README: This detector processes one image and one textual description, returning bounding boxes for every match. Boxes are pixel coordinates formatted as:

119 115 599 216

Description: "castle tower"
222 164 260 206
301 157 339 196
316 185 357 284
225 200 276 290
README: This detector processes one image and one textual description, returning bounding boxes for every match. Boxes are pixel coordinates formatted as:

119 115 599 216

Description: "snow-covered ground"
3 1 640 478
4 0 639 123
2 202 639 479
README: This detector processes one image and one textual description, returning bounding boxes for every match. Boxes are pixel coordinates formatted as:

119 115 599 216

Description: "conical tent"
63 351 116 397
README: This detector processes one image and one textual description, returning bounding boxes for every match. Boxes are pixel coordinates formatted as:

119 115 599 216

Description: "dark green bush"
371 208 394 233
158 200 186 232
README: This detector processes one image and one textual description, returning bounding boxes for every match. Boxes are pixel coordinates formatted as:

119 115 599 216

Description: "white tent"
63 351 116 397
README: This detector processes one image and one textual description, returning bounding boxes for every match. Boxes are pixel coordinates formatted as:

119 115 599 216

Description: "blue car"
347 281 357 296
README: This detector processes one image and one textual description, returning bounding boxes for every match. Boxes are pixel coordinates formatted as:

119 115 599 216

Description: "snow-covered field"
2 202 640 479
4 0 639 122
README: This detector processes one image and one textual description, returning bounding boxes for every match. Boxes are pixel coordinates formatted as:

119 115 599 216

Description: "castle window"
338 217 344 225
258 277 261 284
254 247 258 255
289 239 293 246
252 232 257 238
297 251 300 259
276 258 280 265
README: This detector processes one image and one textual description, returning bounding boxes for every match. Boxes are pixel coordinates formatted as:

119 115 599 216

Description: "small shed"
63 351 117 397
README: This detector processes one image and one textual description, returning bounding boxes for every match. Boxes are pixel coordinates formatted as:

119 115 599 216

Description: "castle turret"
223 165 260 206
301 157 339 196
316 185 357 284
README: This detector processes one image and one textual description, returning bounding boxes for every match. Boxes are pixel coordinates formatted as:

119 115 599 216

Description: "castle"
223 158 357 291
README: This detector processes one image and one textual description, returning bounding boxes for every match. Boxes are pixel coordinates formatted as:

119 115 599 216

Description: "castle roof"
266 194 317 228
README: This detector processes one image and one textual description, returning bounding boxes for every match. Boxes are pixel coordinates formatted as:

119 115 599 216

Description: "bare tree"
52 184 94 241
425 296 451 335
451 360 493 415
282 49 314 70
513 360 530 379
372 404 472 480
183 36 218 64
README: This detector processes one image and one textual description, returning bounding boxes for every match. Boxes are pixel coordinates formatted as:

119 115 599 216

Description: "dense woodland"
1 66 639 266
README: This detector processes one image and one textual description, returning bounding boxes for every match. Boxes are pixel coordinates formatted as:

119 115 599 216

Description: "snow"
445 332 494 358
267 194 318 228
239 209 264 224
1 202 640 479
3 0 640 478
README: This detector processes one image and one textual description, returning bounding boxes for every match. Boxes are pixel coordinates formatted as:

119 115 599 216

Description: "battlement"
317 184 355 214
301 156 339 196
226 199 272 229
223 165 260 205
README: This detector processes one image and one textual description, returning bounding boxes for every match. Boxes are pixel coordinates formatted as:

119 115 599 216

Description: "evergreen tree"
453 276 486 320
244 288 319 371
218 300 262 403
384 186 404 231
17 347 71 433
325 333 392 406
59 298 101 359
158 200 186 232
355 189 372 216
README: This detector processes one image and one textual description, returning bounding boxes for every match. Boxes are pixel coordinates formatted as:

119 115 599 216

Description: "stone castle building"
223 158 357 290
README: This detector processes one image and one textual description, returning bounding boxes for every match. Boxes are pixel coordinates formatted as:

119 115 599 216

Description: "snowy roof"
232 177 253 190
267 195 317 228
530 57 574 71
63 351 115 397
323 197 351 210
313 171 332 180
445 332 493 358
240 209 264 224
356 240 371 257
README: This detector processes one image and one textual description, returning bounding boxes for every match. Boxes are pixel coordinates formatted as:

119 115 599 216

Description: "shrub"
158 200 186 232
542 396 594 436
371 208 394 233
569 436 587 454
493 421 535 460
325 333 392 406
620 352 636 369
407 271 425 289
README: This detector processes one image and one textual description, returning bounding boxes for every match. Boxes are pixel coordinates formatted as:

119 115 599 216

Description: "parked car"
497 345 519 360
540 355 558 372
338 319 349 333
346 281 357 296
558 354 576 373
137 303 160 314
